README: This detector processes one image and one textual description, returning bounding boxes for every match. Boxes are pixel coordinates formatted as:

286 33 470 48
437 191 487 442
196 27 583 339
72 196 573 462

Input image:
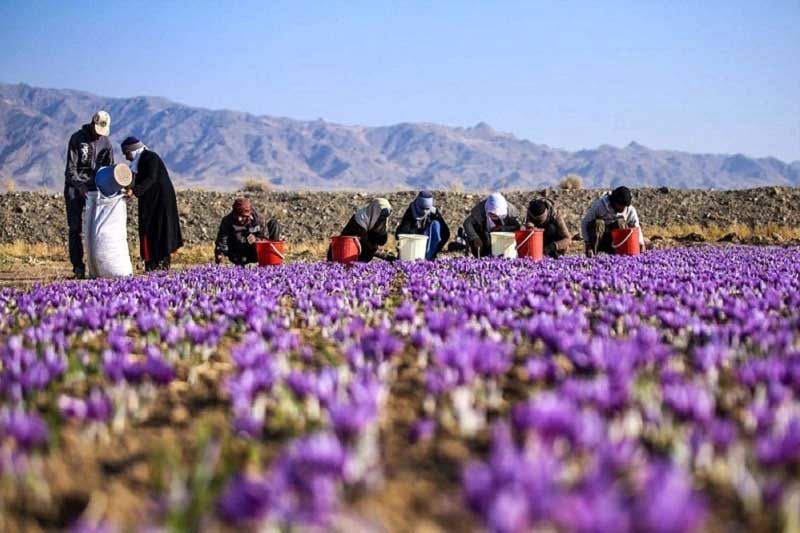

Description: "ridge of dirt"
1 187 798 247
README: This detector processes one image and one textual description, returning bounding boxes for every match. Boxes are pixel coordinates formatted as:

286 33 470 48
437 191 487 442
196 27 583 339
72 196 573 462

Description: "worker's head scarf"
233 197 253 217
485 193 508 230
355 198 392 230
121 136 147 173
411 190 435 220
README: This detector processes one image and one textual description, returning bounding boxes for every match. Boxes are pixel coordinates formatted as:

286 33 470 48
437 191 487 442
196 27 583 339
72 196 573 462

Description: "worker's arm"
64 136 88 193
394 207 417 239
627 206 645 245
495 215 522 232
435 211 451 250
553 213 571 253
368 218 389 246
580 200 600 244
99 137 114 167
214 218 230 263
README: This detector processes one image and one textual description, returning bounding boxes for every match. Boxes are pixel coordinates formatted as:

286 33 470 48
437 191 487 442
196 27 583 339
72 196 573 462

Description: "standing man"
580 186 645 257
525 198 571 258
121 137 183 271
64 111 114 279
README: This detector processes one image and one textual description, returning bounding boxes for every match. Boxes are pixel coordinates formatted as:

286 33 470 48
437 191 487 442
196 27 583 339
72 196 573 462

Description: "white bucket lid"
398 234 428 241
113 164 133 187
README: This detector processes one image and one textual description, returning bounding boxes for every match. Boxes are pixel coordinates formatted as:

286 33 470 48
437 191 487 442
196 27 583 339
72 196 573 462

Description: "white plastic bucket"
490 232 518 258
398 234 429 260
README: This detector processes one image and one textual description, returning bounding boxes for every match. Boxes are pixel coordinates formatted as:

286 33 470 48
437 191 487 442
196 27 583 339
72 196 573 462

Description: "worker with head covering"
462 193 521 257
214 197 282 266
580 186 645 257
327 198 392 262
63 111 114 279
121 136 183 271
525 198 571 258
394 191 450 260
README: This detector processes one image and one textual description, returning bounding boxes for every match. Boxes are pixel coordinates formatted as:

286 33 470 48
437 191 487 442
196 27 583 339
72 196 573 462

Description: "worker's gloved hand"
544 242 557 256
246 234 256 245
584 244 595 258
124 188 134 198
215 255 224 265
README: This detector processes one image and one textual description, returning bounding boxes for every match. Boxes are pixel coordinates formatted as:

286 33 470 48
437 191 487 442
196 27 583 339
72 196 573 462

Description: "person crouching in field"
121 137 183 271
580 186 645 257
394 191 450 260
525 198 571 258
463 193 521 257
214 198 282 266
328 198 392 262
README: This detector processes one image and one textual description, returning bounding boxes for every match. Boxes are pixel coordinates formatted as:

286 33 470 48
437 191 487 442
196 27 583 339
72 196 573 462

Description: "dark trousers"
227 247 258 266
64 187 85 275
588 218 625 255
145 256 171 272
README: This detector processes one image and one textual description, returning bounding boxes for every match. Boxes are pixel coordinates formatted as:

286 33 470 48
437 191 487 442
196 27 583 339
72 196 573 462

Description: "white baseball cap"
92 110 111 136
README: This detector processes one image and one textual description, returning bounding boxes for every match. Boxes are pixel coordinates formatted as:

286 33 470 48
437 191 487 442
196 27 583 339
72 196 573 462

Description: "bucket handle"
612 228 636 249
515 230 537 251
268 242 285 260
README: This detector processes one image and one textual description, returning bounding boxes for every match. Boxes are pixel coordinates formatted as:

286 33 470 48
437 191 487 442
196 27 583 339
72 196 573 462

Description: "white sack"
83 192 133 278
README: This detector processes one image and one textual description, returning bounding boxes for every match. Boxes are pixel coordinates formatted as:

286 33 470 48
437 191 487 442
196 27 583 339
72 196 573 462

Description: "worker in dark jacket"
327 198 392 262
121 137 183 271
463 193 521 257
215 198 282 265
394 191 450 260
525 198 571 258
64 111 114 278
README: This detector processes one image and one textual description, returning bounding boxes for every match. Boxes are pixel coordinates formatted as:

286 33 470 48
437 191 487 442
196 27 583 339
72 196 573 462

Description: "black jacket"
64 124 114 192
132 150 183 261
394 204 451 258
215 210 274 256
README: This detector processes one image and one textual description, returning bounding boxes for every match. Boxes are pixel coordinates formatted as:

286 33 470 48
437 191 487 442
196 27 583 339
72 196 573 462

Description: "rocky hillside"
1 187 798 248
1 83 799 191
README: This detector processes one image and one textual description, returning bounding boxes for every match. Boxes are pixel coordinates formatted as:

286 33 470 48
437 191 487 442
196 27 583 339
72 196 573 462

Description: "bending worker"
215 197 282 266
525 198 571 258
463 193 521 257
580 186 645 257
328 198 392 262
395 190 450 260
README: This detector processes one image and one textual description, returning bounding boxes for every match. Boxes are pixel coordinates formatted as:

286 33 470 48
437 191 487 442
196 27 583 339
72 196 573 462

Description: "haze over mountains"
1 83 798 191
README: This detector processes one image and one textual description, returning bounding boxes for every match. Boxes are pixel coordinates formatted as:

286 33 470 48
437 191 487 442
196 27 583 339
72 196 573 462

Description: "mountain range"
1 82 798 191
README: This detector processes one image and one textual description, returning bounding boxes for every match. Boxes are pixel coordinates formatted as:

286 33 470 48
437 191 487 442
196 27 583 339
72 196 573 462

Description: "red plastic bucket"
611 228 640 256
330 236 361 263
255 240 285 266
515 229 544 261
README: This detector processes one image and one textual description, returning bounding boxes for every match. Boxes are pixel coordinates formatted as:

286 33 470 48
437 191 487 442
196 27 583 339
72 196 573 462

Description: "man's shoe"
73 269 86 280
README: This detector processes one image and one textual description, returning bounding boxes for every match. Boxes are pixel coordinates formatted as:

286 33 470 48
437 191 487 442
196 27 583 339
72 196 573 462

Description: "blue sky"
1 0 798 161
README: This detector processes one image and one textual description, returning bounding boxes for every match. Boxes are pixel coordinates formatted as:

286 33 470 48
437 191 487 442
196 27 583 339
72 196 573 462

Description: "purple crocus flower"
0 408 48 449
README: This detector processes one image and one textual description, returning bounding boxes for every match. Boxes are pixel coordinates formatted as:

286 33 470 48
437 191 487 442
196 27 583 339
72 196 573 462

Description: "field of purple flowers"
2 245 800 532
